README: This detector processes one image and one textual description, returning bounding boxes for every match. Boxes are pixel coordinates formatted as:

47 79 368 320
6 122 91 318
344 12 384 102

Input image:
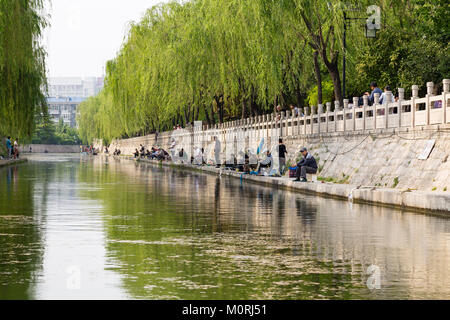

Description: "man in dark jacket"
294 147 318 182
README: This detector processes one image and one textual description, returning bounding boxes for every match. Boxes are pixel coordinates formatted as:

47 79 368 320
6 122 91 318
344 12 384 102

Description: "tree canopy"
77 0 449 144
0 0 49 140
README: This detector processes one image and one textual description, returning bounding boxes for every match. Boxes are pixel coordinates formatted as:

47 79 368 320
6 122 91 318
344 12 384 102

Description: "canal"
0 154 449 300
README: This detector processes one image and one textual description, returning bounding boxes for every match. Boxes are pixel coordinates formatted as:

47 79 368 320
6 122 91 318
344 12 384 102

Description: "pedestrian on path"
278 139 287 175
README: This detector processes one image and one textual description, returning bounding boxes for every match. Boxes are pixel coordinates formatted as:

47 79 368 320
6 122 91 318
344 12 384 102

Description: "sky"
44 0 165 78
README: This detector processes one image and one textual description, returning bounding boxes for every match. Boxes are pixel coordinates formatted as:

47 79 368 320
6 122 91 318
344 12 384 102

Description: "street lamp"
343 11 379 98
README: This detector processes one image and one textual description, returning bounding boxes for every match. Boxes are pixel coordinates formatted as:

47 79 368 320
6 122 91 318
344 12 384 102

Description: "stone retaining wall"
121 157 450 214
19 144 80 154
93 80 450 194
97 124 450 193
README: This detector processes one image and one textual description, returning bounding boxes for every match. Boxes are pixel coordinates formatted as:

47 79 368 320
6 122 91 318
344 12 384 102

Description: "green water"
0 154 449 300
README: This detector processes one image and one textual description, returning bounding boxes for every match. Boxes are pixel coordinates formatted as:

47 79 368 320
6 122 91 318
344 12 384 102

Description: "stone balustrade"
187 80 449 145
104 80 450 158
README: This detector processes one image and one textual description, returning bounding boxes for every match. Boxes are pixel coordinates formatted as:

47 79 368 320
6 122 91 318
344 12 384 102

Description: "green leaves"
0 0 48 140
77 0 449 144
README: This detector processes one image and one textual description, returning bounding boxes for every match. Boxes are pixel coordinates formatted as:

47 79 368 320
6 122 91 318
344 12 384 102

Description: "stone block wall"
97 124 449 192
94 79 450 192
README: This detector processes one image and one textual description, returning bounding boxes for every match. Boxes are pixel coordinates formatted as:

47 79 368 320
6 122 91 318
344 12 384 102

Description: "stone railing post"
335 101 341 111
297 108 303 136
427 81 434 96
373 93 380 130
385 92 392 129
363 95 369 107
285 110 290 137
374 93 380 106
343 99 349 132
353 97 359 131
271 113 275 139
398 88 404 127
426 81 434 125
334 101 339 132
290 110 295 136
261 115 265 139
318 104 323 134
443 79 450 93
362 95 368 131
310 106 316 134
412 85 419 128
262 114 266 138
304 107 310 135
443 79 450 123
326 102 331 133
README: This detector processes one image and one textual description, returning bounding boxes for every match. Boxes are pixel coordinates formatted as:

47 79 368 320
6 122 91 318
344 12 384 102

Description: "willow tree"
0 0 48 140
77 0 318 143
77 0 447 145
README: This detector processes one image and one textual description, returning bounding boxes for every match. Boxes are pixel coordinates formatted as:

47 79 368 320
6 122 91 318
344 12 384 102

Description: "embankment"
123 157 450 215
0 158 27 168
19 144 80 154
98 124 450 193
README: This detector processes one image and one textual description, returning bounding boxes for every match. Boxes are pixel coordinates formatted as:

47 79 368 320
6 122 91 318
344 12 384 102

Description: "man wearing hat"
294 147 318 182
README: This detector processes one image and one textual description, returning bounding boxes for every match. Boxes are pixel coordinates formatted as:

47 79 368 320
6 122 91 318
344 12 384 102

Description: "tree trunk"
194 105 200 121
183 109 189 126
313 50 323 105
319 48 343 106
241 96 247 119
203 104 211 126
280 91 288 109
184 104 192 126
214 95 223 124
294 83 304 108
210 103 216 125
250 85 259 116
328 63 342 106
219 98 224 123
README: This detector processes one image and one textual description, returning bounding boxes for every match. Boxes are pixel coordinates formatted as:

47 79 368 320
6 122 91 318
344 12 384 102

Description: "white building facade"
47 97 85 128
46 77 104 128
48 77 104 98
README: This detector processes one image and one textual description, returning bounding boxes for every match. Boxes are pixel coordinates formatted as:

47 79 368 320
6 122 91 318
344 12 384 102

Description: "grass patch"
392 177 399 188
318 176 335 183
319 175 350 184
337 175 350 184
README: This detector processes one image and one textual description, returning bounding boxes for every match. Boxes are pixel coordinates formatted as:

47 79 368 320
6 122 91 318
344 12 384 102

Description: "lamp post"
343 11 378 99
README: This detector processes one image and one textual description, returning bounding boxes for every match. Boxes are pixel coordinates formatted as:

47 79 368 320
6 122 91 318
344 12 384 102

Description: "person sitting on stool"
256 150 273 174
294 147 318 182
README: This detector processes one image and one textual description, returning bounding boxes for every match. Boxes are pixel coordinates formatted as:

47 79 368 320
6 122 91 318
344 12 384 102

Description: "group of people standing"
4 137 20 160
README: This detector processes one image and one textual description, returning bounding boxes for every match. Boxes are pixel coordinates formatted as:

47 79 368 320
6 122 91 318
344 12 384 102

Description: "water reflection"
0 165 43 300
83 157 450 300
0 155 449 300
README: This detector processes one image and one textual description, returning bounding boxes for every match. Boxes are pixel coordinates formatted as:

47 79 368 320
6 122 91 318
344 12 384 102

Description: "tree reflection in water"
1 156 449 300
